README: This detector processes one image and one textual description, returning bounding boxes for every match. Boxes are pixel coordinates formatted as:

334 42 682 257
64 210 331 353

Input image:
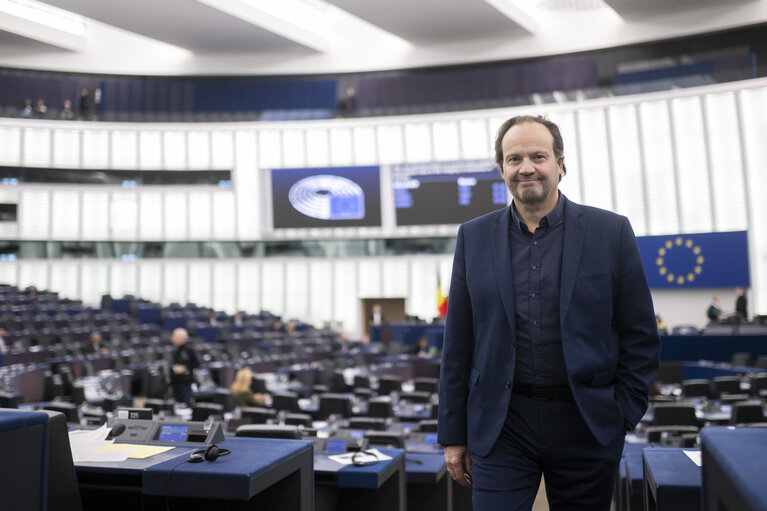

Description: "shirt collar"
510 191 564 232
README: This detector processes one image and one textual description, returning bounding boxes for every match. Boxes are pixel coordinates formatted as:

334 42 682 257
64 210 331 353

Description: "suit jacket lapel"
560 197 585 325
491 206 516 334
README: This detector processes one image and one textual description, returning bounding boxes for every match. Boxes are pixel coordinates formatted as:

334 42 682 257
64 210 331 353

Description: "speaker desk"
314 448 405 511
75 437 313 511
643 447 702 511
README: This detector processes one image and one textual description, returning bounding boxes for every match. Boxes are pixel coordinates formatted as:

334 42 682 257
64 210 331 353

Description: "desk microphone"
106 423 126 440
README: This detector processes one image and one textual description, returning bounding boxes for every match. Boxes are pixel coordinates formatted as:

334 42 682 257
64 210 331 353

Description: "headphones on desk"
188 444 231 463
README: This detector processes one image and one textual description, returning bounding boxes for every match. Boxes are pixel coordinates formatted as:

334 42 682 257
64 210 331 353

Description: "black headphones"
187 444 231 463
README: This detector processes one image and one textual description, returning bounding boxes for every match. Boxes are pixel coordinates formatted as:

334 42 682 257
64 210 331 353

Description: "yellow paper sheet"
98 443 176 459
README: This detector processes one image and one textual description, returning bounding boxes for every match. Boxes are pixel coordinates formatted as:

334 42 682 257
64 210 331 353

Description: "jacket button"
505 381 511 389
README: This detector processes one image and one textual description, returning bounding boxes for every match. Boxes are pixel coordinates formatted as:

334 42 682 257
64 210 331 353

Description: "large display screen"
271 166 381 228
392 160 507 226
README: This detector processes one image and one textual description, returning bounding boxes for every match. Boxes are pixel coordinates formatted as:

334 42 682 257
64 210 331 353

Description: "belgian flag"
437 272 448 318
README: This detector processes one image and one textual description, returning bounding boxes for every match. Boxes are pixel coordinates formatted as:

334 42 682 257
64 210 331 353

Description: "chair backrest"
416 419 438 433
730 402 765 424
682 379 712 399
239 406 277 424
353 375 371 389
318 394 353 419
749 373 767 396
731 352 751 366
272 392 301 413
378 375 403 395
284 413 313 427
651 403 698 427
414 377 439 394
367 397 394 418
348 417 387 431
235 424 301 439
191 402 224 422
712 376 742 396
364 431 406 448
399 391 432 404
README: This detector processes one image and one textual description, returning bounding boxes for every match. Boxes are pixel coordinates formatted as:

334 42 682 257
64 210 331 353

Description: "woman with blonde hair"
230 368 268 407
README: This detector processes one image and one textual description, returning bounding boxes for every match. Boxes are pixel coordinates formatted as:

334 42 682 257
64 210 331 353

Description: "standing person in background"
77 88 90 121
229 368 268 408
707 296 722 323
735 287 748 322
169 328 199 406
438 115 660 510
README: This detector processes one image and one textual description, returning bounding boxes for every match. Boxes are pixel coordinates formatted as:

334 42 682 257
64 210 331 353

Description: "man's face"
500 122 563 207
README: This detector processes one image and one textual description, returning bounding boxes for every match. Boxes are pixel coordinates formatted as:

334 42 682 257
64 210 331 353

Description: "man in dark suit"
438 115 660 510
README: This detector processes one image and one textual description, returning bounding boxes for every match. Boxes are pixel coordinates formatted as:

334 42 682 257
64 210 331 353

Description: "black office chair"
272 392 301 413
353 375 371 389
682 379 712 399
749 373 767 396
43 401 79 424
719 393 749 405
353 388 374 401
0 391 21 408
192 402 224 422
250 377 269 394
317 394 353 420
367 397 395 419
195 389 236 413
240 406 277 424
414 377 439 394
236 424 302 439
730 402 765 424
377 375 403 395
284 413 313 427
348 417 387 431
416 419 438 433
645 402 699 442
712 376 742 397
731 352 751 367
364 431 406 449
144 398 174 415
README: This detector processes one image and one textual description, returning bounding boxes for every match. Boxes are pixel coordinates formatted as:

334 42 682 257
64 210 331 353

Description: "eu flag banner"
637 231 749 289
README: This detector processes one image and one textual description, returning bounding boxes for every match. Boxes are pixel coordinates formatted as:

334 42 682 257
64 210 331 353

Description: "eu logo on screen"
288 175 365 220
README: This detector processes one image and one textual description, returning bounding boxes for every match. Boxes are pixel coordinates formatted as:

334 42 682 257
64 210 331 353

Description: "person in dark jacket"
169 328 199 406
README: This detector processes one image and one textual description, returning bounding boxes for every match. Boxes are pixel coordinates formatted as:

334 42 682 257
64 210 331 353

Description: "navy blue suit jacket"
438 196 661 457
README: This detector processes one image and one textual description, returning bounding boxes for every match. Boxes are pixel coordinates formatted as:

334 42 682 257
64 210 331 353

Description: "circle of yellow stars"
655 237 704 285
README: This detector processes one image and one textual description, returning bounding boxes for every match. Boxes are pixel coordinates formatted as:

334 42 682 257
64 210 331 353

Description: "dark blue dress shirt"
509 193 568 387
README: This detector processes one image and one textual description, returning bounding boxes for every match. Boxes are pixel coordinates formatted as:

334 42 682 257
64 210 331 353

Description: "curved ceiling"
0 0 765 75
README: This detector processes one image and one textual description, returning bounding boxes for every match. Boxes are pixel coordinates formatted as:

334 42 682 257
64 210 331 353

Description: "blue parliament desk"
618 442 651 511
75 437 313 510
313 448 405 511
700 427 767 511
405 452 450 510
643 448 702 511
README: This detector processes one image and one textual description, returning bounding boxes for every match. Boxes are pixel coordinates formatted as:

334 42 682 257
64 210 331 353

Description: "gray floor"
533 479 617 511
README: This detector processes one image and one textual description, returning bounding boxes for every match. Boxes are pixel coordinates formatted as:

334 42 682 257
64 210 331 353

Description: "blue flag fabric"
636 231 749 289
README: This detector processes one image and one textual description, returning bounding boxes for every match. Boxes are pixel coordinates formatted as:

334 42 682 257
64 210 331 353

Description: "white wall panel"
281 129 306 168
109 263 137 298
18 262 48 291
212 263 237 314
111 130 138 169
138 263 162 302
261 261 285 315
333 260 358 334
352 126 377 165
608 104 647 233
237 262 261 314
187 131 211 170
50 190 80 240
431 121 461 161
139 192 163 239
211 192 236 239
404 123 432 163
81 191 110 239
409 258 438 321
459 119 490 160
211 131 234 169
187 262 212 308
163 131 186 169
258 130 282 169
163 262 188 304
138 131 163 169
50 263 79 300
376 125 404 164
234 131 259 239
0 264 17 287
639 101 679 234
52 129 80 168
549 111 582 204
704 92 748 232
576 108 613 211
110 192 138 238
382 259 409 297
357 260 382 297
284 261 309 320
670 97 713 233
0 127 21 165
19 189 50 239
23 127 51 167
81 130 109 169
306 128 330 167
309 260 332 325
163 192 188 240
188 191 212 239
329 127 353 166
80 262 108 306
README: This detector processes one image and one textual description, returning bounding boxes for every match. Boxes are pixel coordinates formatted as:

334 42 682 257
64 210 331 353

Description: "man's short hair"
494 115 567 178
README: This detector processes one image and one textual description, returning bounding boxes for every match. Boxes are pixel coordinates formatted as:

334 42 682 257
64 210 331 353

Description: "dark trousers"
171 382 192 406
470 392 624 511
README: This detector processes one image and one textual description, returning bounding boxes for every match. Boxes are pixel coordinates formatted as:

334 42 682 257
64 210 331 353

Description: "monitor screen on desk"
424 433 438 443
349 429 363 439
157 425 189 442
325 439 347 452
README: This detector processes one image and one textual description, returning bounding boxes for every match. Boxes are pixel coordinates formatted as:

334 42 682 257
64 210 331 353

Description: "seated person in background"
230 368 268 408
416 337 432 358
60 99 74 120
86 332 109 355
270 319 285 333
19 98 33 118
233 311 245 327
707 296 722 323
